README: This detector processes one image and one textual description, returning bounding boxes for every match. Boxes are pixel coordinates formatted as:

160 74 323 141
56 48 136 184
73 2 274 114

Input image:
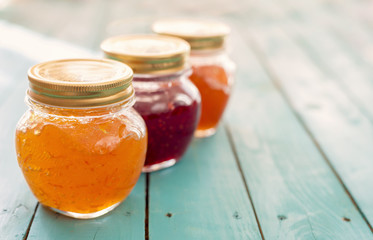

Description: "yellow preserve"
15 59 147 219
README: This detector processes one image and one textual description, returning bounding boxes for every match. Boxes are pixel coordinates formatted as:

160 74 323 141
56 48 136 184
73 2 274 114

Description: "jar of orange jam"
15 59 147 219
153 19 236 137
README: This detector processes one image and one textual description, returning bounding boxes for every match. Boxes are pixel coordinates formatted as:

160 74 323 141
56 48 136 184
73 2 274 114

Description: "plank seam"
225 124 266 240
145 173 150 240
23 202 39 240
245 34 373 233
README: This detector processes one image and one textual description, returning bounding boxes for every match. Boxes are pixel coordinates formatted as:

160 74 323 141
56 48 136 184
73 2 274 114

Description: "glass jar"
101 35 201 172
153 19 236 138
15 59 147 219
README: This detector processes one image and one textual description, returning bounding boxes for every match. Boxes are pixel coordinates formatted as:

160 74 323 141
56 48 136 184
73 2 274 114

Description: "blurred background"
1 0 373 239
0 0 253 51
1 0 373 60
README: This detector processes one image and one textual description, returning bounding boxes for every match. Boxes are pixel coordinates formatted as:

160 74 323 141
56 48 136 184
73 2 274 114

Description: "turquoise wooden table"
1 0 373 239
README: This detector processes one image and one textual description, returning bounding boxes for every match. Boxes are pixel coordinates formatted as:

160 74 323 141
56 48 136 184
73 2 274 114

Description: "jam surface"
15 107 147 214
133 78 200 168
189 65 231 133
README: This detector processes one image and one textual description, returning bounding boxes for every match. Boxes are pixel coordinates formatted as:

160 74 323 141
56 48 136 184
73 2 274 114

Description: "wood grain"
275 0 373 123
237 0 373 228
1 0 373 239
148 129 262 240
224 27 373 239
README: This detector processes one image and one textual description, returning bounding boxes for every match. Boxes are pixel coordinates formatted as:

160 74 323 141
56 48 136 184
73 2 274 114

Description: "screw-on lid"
152 19 230 50
27 59 134 107
101 35 190 74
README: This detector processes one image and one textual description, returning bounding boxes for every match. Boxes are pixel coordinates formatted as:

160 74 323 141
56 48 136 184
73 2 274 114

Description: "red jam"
101 34 200 172
133 75 200 171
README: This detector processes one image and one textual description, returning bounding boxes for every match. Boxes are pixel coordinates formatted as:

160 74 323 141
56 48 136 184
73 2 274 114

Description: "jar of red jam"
15 59 147 219
153 20 236 138
101 35 201 172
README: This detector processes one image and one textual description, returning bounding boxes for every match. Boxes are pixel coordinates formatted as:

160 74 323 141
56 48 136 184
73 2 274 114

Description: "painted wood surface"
148 129 262 239
0 72 37 240
225 25 373 239
0 0 373 239
235 0 373 227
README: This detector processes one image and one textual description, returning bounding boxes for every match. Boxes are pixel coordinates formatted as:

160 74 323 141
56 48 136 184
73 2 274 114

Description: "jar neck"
190 47 226 57
133 68 192 82
26 95 135 117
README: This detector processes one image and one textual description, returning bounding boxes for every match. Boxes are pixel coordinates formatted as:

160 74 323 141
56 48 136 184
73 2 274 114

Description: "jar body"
189 50 235 137
15 98 147 219
133 72 201 172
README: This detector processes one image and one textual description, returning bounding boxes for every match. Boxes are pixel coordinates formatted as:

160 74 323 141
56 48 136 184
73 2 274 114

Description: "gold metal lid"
152 19 230 50
27 59 134 107
101 35 190 74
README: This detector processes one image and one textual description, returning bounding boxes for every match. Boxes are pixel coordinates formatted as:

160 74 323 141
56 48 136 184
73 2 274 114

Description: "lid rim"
101 35 190 74
152 19 230 50
27 58 134 107
27 86 135 108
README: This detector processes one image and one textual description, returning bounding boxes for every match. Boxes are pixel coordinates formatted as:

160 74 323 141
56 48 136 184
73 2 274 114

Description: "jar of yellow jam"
15 59 147 219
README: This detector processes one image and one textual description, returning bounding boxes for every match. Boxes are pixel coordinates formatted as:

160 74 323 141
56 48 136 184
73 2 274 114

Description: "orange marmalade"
153 19 236 137
189 65 230 133
15 59 147 219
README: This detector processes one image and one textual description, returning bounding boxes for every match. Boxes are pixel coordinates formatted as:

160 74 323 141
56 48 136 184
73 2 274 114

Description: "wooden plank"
148 128 262 239
224 24 373 238
276 3 373 226
270 0 373 122
321 0 373 119
239 0 373 227
27 176 146 240
0 81 37 240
